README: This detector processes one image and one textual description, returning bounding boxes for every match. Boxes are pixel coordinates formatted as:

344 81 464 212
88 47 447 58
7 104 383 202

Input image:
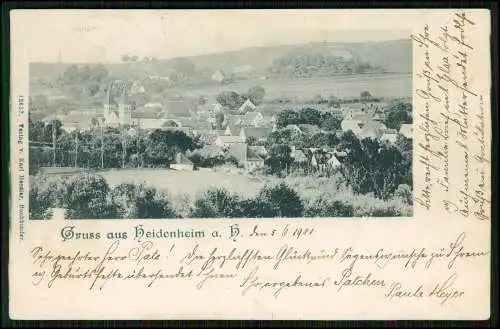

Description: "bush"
190 187 243 218
255 183 304 218
29 174 70 219
65 173 117 219
304 197 354 217
394 184 413 205
111 182 177 219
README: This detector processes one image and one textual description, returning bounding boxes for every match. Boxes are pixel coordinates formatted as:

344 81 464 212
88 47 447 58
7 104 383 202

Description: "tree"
385 102 412 130
299 107 322 126
131 55 139 62
111 183 176 218
276 109 300 128
321 115 341 131
246 85 266 104
190 187 242 218
360 90 372 102
265 144 293 175
254 183 304 217
216 91 245 110
65 173 117 219
122 54 130 62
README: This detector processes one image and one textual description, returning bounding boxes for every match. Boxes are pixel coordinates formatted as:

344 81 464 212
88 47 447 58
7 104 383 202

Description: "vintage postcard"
9 9 492 320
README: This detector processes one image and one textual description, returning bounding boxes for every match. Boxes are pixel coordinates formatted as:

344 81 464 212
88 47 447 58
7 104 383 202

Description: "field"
171 73 412 100
97 168 266 198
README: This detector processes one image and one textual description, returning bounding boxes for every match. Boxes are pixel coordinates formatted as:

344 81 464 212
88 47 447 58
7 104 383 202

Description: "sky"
12 10 413 63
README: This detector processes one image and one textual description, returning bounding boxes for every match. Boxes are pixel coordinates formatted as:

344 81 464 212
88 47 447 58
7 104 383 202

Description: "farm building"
170 153 194 171
285 124 303 135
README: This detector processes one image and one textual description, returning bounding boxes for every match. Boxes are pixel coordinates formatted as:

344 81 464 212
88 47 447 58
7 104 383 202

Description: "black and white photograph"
28 13 413 220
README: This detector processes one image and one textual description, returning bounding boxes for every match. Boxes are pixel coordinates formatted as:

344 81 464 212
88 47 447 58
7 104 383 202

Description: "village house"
245 147 265 172
212 69 227 83
327 154 342 170
239 127 272 143
399 124 413 139
131 111 167 130
237 99 257 113
196 130 219 145
224 123 242 136
241 111 264 127
285 124 303 135
170 152 194 171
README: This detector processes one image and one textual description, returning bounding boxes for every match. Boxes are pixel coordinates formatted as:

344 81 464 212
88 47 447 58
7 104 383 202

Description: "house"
399 124 413 139
380 133 398 144
237 99 257 113
359 121 387 140
285 124 303 135
291 148 308 164
215 135 245 148
239 127 272 143
59 111 97 132
241 111 264 127
227 142 248 166
327 154 342 169
224 123 242 136
170 153 194 171
212 69 227 83
245 147 264 172
196 130 219 145
341 120 362 135
131 111 165 129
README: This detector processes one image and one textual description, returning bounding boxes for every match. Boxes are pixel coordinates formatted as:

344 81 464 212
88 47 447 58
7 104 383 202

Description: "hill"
30 39 412 83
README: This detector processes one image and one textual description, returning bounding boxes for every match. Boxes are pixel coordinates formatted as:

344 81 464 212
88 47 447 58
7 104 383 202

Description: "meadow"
172 73 412 100
96 168 266 198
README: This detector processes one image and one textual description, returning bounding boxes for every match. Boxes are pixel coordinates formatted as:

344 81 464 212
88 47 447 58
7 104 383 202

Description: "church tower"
103 80 133 126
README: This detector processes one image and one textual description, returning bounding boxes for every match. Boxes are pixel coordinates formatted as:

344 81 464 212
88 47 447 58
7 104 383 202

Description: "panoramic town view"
28 33 413 219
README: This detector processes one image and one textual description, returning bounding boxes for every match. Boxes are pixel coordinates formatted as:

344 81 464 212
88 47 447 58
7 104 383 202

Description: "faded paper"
9 9 491 320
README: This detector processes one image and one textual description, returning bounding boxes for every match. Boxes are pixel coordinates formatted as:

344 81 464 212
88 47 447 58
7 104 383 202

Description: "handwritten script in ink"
29 223 488 306
412 11 490 220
